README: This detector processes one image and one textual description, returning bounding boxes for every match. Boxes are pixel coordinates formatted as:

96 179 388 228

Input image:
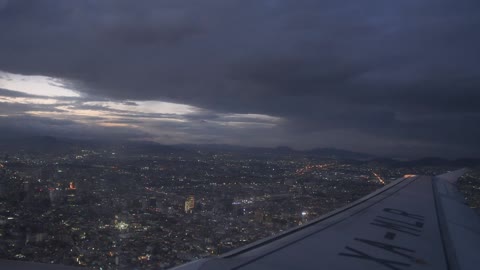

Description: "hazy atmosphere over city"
1 0 480 158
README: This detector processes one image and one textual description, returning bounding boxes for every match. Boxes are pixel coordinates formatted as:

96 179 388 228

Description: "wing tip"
435 168 469 184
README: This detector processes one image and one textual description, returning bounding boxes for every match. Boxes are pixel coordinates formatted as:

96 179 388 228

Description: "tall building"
184 195 195 214
66 181 77 205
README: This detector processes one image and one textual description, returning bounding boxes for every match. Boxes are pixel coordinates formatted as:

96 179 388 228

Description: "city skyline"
3 143 477 269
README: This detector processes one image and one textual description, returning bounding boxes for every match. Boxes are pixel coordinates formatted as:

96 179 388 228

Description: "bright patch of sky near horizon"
0 71 211 116
0 71 80 97
0 71 281 142
84 101 198 115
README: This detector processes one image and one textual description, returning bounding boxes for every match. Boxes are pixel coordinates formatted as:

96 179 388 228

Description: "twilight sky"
0 0 479 158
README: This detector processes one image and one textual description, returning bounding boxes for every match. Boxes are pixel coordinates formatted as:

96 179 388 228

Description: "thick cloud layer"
0 0 479 157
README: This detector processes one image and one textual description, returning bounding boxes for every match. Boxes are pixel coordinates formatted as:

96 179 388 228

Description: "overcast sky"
0 0 479 158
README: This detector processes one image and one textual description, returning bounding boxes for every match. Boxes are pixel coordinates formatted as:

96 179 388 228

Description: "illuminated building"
69 181 76 190
115 221 129 231
67 182 77 205
301 211 308 224
185 195 195 214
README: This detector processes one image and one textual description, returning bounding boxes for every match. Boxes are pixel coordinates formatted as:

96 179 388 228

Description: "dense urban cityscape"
0 141 478 269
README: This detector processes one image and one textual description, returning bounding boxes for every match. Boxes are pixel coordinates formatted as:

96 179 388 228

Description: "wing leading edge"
174 169 480 270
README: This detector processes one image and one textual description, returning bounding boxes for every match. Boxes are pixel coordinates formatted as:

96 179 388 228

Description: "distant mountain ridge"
306 147 373 160
177 143 373 159
0 136 478 166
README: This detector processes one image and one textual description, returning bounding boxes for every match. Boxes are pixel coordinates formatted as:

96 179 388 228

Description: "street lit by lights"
372 172 385 185
404 174 417 178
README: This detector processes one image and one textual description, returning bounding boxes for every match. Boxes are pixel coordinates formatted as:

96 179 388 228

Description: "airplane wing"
174 169 480 270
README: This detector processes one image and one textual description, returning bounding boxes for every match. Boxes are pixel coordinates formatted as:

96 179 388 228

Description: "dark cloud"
0 115 152 141
0 0 479 157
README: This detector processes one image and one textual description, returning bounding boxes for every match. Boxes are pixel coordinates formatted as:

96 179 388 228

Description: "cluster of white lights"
115 221 129 231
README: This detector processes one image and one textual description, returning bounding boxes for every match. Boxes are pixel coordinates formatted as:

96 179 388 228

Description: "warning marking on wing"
339 208 426 270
